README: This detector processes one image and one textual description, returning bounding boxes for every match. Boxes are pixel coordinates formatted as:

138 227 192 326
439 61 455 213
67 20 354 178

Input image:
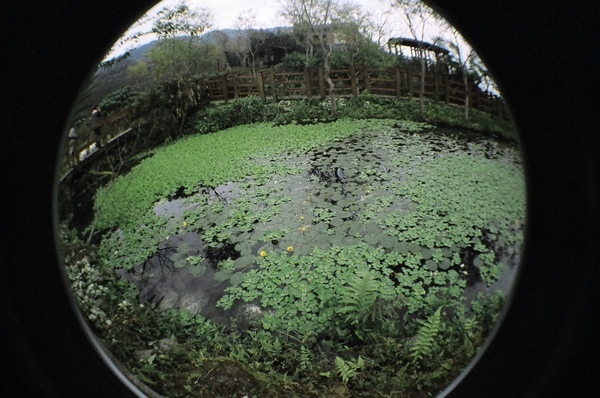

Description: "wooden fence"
61 109 133 177
202 66 510 121
61 66 509 178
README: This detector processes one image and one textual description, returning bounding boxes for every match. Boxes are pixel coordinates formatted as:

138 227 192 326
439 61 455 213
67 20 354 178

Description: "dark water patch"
116 231 256 328
168 186 187 200
205 241 240 267
416 126 521 162
459 246 484 286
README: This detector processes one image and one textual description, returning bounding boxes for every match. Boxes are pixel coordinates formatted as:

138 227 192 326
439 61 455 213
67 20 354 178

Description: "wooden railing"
202 66 510 121
62 108 133 173
61 67 509 178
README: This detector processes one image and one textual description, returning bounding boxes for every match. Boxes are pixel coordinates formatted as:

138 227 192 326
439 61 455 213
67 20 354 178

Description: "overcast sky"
105 0 452 59
138 0 394 31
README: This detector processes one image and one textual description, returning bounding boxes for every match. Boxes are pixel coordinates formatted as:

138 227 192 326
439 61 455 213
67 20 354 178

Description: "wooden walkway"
60 126 134 183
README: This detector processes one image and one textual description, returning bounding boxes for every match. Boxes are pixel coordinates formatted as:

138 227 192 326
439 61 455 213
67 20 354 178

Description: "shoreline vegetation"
60 97 524 397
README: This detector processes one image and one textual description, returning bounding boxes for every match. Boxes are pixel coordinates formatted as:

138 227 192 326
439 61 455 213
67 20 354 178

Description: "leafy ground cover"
65 116 525 397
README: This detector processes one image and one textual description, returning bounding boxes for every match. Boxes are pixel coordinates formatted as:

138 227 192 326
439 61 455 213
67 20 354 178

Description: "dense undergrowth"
61 97 524 397
191 95 515 141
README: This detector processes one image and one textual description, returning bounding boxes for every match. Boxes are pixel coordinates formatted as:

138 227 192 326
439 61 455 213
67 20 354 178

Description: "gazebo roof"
387 37 450 55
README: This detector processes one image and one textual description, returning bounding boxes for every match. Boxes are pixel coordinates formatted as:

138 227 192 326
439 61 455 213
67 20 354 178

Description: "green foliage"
99 86 138 115
60 225 111 328
338 270 380 326
329 37 397 70
194 96 274 134
280 52 318 71
93 119 374 231
472 290 506 336
71 110 523 397
334 356 365 384
151 3 212 40
410 307 443 362
272 99 337 126
129 86 179 145
218 244 397 337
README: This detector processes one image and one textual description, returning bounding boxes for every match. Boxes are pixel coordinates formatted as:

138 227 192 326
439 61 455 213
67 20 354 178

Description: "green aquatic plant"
79 117 524 398
93 119 384 232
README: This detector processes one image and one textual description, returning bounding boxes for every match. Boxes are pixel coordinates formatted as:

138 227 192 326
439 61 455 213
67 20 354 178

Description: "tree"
127 61 150 91
235 9 268 75
393 0 442 118
280 0 363 115
437 27 477 121
151 2 212 40
145 2 217 134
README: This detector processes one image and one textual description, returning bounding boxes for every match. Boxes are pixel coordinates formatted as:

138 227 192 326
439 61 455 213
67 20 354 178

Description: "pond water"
117 124 525 328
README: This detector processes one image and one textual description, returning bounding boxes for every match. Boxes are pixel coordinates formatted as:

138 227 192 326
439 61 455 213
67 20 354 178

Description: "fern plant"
334 356 365 384
338 270 380 326
298 345 313 373
410 306 443 363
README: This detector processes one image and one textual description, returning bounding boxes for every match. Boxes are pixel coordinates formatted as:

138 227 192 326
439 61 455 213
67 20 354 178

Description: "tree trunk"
419 51 425 118
323 53 337 115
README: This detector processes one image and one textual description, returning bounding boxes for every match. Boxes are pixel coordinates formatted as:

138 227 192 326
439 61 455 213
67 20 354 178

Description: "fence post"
221 75 228 101
268 68 278 101
364 67 371 94
304 68 312 98
350 66 358 97
231 74 239 98
318 67 326 99
444 74 450 105
257 71 265 100
395 68 402 99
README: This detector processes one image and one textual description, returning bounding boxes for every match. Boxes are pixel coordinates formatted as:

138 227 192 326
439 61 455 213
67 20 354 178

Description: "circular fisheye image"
56 0 525 396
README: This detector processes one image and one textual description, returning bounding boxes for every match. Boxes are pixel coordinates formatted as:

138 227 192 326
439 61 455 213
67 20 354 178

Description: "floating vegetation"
87 119 524 397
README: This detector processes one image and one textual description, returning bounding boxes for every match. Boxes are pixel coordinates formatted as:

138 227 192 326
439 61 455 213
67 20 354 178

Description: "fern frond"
335 356 357 384
299 345 313 372
266 337 282 357
410 306 442 362
339 270 379 325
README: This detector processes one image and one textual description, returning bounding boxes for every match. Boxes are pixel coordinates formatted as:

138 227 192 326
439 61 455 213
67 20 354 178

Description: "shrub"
272 99 337 126
99 86 138 115
280 52 317 72
130 87 179 145
194 96 275 134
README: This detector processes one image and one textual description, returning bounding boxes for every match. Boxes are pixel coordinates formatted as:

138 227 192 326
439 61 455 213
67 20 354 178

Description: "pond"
116 123 525 334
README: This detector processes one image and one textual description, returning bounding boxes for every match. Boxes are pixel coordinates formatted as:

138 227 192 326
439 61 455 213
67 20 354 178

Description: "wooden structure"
60 65 509 177
387 37 452 72
60 109 134 180
201 66 509 120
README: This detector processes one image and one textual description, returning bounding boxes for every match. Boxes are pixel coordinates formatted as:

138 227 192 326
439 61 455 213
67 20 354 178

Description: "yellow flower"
182 221 188 227
286 246 294 252
300 227 306 232
259 250 267 257
300 215 305 220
